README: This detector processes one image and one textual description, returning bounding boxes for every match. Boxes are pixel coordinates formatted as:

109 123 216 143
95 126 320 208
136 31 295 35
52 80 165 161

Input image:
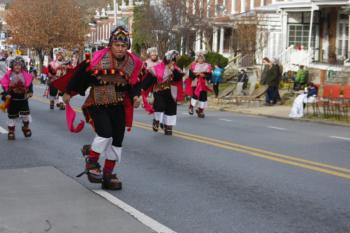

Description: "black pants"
8 93 30 119
88 105 125 147
266 86 278 104
49 83 58 97
192 87 207 102
153 89 177 116
213 84 219 97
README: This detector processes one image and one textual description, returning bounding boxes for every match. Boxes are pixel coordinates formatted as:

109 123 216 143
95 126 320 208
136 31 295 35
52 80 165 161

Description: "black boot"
196 108 205 118
188 105 194 115
102 173 122 190
22 121 32 137
50 100 54 109
76 145 102 183
59 102 65 110
8 126 15 140
164 125 173 136
152 119 160 132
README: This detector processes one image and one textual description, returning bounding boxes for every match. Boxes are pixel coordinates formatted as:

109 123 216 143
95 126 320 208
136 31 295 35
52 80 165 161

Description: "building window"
337 20 349 59
288 24 317 49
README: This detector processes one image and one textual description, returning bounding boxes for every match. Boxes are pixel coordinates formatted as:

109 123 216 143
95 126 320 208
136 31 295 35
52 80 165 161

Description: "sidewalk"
0 166 157 233
207 98 350 127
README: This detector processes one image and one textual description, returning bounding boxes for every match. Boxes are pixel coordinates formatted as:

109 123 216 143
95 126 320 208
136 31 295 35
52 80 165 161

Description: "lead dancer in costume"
61 25 143 190
48 48 71 110
185 51 212 118
0 57 33 140
142 50 184 135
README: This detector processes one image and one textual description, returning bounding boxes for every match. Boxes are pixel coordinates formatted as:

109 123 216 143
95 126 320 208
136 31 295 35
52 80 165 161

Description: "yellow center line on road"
135 121 350 175
32 95 350 180
134 122 350 180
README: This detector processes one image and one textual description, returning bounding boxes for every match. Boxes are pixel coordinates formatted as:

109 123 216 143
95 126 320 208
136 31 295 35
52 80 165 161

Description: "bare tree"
5 0 87 68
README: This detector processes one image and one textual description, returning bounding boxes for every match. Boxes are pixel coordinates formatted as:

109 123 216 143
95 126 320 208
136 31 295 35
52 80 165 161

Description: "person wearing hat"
185 51 212 118
145 47 161 70
48 48 71 110
141 50 184 136
0 56 33 140
61 24 144 190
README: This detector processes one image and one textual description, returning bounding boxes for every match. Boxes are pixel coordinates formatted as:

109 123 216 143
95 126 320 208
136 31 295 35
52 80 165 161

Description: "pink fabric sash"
66 103 85 133
0 71 33 92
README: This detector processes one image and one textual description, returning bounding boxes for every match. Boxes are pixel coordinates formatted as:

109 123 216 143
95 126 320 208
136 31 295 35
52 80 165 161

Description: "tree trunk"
36 48 45 72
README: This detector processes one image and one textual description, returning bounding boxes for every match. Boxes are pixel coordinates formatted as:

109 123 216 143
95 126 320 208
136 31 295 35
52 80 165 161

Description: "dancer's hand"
26 93 33 98
133 96 140 108
63 93 71 104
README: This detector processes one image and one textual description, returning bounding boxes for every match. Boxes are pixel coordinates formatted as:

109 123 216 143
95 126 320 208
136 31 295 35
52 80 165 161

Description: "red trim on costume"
103 159 116 174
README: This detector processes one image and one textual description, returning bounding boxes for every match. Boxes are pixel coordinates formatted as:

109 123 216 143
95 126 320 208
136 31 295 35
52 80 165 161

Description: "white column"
202 32 206 50
215 0 218 16
307 5 315 66
129 0 133 6
241 0 246 13
113 0 118 25
231 0 236 14
250 0 254 10
212 26 218 52
219 27 225 54
348 15 350 59
260 0 264 7
196 31 201 52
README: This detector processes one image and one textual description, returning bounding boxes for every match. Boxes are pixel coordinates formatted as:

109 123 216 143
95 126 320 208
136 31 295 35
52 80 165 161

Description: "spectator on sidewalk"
272 58 283 104
212 64 224 98
261 57 279 106
289 82 318 118
237 69 249 93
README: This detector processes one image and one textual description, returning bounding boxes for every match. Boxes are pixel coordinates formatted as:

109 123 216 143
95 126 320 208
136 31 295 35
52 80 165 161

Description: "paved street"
1 85 350 233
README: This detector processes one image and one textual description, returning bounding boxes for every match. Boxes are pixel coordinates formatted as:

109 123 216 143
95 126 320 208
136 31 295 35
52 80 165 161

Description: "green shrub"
205 52 229 68
177 55 194 69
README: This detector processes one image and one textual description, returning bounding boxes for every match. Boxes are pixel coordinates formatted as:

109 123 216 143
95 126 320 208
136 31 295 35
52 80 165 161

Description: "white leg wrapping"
20 115 32 123
7 119 16 127
164 115 176 126
191 98 198 107
199 101 207 109
111 146 122 163
58 96 63 103
154 112 164 122
91 136 112 154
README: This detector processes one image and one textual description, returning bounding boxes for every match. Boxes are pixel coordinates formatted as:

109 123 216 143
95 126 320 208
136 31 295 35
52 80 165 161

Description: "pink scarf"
0 71 33 92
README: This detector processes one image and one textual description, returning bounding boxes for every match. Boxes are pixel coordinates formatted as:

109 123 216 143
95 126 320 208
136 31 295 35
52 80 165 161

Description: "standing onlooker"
272 58 283 104
260 57 279 106
212 64 224 98
237 69 249 93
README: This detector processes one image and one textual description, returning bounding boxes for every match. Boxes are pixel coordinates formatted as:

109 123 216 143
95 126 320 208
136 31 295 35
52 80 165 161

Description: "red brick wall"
237 0 241 13
246 0 251 11
226 0 232 14
209 0 215 17
255 0 261 7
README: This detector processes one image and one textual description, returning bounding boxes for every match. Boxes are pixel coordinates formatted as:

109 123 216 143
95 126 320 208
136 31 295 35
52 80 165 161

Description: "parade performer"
141 50 184 135
56 24 143 190
0 57 33 140
145 47 161 70
185 51 212 118
48 48 71 110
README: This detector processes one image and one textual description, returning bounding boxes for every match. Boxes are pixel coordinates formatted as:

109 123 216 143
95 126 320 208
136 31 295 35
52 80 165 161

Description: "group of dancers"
0 24 215 190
